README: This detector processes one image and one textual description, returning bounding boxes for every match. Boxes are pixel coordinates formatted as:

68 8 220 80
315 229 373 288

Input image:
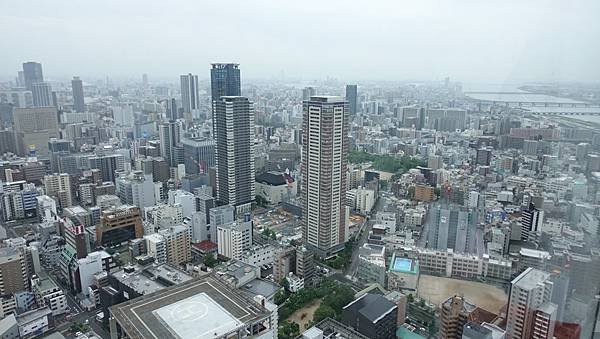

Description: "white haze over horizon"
1 0 599 84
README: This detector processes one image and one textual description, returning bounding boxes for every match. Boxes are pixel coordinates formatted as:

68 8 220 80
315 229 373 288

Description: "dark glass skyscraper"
22 62 44 91
345 84 358 115
210 63 241 101
165 98 178 121
71 76 85 112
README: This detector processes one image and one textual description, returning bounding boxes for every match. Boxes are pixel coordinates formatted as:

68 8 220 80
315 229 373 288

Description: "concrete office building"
109 275 277 339
0 90 33 109
116 171 156 208
31 82 53 107
181 137 215 175
301 96 349 257
302 87 316 101
31 274 68 316
213 96 255 213
13 107 59 156
159 121 181 167
71 76 85 112
0 248 28 296
521 203 544 242
180 73 199 121
97 205 144 247
462 321 506 339
345 84 358 115
22 62 43 91
88 154 125 183
43 173 72 209
342 294 397 339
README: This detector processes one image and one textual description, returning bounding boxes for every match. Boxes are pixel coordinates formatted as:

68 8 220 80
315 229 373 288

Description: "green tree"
406 293 414 303
278 321 300 339
313 304 336 323
262 227 272 237
274 289 289 305
255 195 268 207
202 254 217 268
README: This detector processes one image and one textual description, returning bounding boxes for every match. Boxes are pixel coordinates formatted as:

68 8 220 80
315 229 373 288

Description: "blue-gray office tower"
210 63 241 101
165 98 178 121
22 62 44 91
71 77 85 112
345 84 358 115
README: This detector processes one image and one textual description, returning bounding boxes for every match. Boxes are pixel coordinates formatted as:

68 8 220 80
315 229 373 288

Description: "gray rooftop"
0 314 16 333
240 278 280 299
112 264 193 295
511 267 551 290
343 293 397 324
309 95 345 103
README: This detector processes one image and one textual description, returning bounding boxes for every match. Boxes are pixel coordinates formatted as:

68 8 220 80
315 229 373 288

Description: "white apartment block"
31 275 68 316
145 233 167 264
346 187 375 214
217 221 253 260
240 245 274 268
506 268 555 339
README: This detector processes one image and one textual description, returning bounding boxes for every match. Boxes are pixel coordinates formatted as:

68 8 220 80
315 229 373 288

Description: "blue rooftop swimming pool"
393 257 412 272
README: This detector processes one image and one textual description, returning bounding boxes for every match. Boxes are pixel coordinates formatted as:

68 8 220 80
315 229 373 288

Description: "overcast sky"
1 0 599 83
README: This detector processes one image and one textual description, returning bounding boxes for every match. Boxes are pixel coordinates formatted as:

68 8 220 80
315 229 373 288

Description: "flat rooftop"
388 254 419 275
512 267 551 290
111 275 271 339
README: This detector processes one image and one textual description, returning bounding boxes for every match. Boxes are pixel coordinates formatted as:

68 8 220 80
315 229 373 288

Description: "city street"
345 195 386 279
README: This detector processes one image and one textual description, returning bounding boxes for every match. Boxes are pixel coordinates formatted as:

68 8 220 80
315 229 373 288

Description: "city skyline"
1 2 599 339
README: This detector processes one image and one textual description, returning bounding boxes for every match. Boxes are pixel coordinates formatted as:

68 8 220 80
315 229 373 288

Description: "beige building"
13 107 59 156
302 96 349 257
0 248 28 295
43 173 72 208
414 184 435 202
158 225 191 267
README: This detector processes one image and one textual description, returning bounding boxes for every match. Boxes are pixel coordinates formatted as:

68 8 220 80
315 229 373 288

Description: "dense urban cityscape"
1 2 600 339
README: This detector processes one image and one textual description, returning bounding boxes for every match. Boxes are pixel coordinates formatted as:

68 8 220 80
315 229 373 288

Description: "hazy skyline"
2 0 599 83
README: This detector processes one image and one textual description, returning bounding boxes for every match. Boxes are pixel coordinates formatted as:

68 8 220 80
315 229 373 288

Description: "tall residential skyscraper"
179 73 199 120
159 121 181 167
31 82 53 107
507 268 556 339
22 62 44 91
213 96 255 214
345 84 358 115
301 96 349 257
210 63 241 101
71 76 85 112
